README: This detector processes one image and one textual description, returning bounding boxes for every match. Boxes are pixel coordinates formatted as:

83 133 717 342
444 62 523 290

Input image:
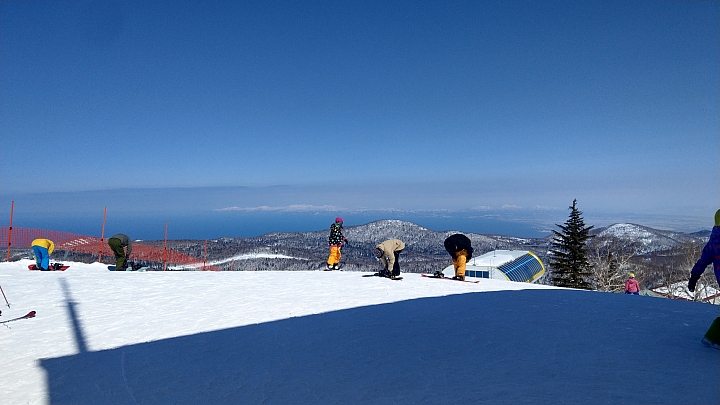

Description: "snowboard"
421 273 480 283
372 272 402 280
29 264 68 271
109 265 150 271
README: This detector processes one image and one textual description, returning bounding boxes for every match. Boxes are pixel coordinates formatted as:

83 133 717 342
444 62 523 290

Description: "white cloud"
215 204 342 212
530 205 563 211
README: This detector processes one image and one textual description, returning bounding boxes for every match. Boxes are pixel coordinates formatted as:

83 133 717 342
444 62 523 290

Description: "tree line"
548 199 714 302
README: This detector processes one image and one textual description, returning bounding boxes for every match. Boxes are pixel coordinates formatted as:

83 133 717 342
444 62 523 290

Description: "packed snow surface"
1 260 718 404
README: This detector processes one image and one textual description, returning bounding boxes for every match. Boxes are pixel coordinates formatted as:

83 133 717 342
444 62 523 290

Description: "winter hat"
335 217 344 224
374 247 383 258
715 209 720 227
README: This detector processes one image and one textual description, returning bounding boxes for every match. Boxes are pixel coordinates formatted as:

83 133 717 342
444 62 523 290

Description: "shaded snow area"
1 260 719 405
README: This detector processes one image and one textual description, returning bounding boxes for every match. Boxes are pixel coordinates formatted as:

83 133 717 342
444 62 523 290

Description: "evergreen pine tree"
549 199 595 289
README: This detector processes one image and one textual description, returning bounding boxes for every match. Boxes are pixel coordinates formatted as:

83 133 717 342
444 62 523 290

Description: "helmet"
335 217 343 224
374 248 383 258
629 273 635 278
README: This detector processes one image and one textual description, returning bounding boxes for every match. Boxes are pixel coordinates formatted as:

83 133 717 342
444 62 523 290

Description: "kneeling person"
374 239 405 279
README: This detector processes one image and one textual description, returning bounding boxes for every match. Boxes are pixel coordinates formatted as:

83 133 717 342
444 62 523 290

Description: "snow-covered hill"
594 223 707 253
133 219 709 272
1 260 718 404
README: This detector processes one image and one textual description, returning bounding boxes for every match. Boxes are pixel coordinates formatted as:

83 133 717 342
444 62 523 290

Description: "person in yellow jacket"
374 239 405 279
31 238 55 271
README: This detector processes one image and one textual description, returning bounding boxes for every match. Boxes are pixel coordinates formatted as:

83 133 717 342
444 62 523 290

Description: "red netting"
1 227 219 270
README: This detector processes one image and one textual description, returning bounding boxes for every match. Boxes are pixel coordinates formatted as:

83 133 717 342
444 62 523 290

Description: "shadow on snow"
41 288 719 405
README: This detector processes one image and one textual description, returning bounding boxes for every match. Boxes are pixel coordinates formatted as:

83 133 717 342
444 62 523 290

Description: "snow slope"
1 260 718 404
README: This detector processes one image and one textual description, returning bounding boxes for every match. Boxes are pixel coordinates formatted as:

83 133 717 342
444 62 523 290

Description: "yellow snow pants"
327 246 342 266
453 249 468 278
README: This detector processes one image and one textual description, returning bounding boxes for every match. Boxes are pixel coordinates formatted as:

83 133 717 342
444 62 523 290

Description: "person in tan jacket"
374 239 405 279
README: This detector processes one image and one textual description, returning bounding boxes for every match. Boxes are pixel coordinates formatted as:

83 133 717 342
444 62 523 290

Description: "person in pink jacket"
624 273 640 295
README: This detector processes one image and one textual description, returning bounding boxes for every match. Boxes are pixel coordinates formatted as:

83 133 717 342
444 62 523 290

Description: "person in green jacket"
108 233 132 271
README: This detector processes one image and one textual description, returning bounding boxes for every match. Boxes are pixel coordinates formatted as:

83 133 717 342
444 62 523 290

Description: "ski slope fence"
1 227 220 271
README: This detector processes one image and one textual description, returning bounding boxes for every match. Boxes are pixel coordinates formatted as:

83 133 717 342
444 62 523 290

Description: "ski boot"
702 317 720 350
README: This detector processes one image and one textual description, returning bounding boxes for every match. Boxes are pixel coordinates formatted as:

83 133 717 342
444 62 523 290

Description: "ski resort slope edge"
0 260 718 405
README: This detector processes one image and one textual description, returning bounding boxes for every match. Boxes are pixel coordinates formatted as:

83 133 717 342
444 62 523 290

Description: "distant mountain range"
140 220 710 273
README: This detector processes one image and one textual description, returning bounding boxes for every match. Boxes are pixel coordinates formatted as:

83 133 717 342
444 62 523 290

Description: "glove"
688 273 700 292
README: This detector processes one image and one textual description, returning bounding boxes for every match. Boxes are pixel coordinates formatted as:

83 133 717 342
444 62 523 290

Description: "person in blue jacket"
689 209 720 291
688 209 720 349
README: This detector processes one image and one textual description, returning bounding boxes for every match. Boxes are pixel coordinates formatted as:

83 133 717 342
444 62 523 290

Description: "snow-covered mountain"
0 259 717 404
133 220 707 272
117 219 546 273
34 220 709 273
593 223 708 253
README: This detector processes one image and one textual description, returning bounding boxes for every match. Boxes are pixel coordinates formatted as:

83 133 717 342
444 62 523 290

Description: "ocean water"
9 211 548 241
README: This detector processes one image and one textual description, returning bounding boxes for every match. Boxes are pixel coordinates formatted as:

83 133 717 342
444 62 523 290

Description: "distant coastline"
4 209 710 241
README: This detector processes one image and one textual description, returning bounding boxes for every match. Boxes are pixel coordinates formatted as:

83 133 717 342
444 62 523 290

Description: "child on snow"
624 273 640 295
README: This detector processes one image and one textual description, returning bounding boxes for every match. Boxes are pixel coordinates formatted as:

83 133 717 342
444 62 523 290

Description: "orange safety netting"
1 227 219 270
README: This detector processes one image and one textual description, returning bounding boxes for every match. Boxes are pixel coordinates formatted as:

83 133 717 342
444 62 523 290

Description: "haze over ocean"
10 210 547 241
2 187 712 240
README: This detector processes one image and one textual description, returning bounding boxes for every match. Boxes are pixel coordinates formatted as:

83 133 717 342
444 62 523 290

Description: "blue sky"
0 0 718 237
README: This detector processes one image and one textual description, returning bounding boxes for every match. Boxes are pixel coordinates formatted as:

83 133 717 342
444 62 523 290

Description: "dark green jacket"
110 233 132 256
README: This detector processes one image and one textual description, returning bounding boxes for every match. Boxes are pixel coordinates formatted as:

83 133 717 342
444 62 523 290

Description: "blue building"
441 250 545 283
